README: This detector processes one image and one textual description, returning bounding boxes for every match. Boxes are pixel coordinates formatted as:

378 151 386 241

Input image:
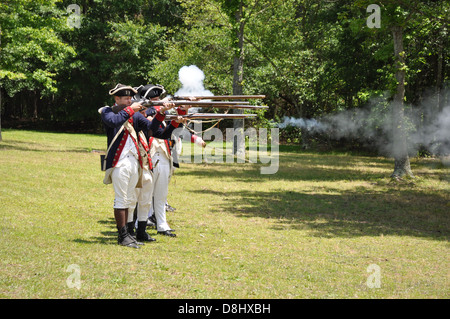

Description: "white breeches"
111 154 139 209
128 168 153 222
151 151 171 231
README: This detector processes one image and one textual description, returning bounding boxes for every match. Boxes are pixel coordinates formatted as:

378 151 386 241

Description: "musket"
172 95 266 100
139 100 268 110
141 100 251 107
164 113 257 120
207 105 268 110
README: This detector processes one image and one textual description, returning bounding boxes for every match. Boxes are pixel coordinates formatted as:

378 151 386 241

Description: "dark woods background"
0 0 448 154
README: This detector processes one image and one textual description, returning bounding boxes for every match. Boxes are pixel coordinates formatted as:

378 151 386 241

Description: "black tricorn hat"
109 84 137 97
136 84 166 99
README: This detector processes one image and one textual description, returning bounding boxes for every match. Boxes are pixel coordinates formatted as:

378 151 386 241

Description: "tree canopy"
1 0 448 160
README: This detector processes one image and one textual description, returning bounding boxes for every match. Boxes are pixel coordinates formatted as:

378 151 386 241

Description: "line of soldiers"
99 83 205 248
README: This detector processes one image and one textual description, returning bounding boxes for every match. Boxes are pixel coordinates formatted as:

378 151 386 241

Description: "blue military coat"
101 105 180 171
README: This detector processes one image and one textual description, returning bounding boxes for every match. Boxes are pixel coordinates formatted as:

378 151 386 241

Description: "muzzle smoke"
277 90 450 163
175 65 214 114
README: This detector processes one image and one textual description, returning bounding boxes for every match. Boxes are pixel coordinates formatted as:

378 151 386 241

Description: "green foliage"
0 0 448 130
107 18 167 85
0 0 76 96
150 0 233 94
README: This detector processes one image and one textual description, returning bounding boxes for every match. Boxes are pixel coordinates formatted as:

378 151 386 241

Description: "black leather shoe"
118 227 140 249
157 230 176 237
137 233 156 242
136 221 156 242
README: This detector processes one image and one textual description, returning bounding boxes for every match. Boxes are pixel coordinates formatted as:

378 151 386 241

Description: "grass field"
0 129 449 299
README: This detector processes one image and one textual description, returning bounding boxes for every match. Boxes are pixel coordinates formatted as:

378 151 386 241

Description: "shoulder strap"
123 120 138 141
106 125 125 156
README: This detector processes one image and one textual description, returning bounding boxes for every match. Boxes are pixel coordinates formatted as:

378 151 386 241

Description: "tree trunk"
33 90 38 120
232 1 245 157
390 25 413 178
436 25 444 114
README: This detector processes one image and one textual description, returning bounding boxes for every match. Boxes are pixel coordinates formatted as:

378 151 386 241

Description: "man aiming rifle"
99 83 184 248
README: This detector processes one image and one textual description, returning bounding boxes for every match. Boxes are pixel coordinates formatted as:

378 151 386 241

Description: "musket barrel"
173 95 265 100
198 105 268 109
164 113 257 120
142 101 250 107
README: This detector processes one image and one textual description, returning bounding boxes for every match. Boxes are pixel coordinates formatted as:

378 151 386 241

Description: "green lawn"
0 129 448 299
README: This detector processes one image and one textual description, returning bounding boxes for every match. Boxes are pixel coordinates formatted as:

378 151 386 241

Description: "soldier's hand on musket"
174 116 186 124
187 96 198 101
178 104 192 112
131 101 145 112
160 102 176 113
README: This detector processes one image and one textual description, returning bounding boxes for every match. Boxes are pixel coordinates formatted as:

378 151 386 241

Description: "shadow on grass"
0 139 92 153
71 218 117 245
177 164 386 182
175 145 401 182
71 217 162 246
188 188 449 240
180 151 449 240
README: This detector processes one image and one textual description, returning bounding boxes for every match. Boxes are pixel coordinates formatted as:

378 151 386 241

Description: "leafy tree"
327 0 449 177
54 0 183 122
150 0 233 94
0 0 77 120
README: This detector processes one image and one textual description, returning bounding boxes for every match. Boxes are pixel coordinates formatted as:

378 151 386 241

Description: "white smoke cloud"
277 90 450 162
278 117 328 132
410 105 450 156
175 65 214 114
277 106 382 140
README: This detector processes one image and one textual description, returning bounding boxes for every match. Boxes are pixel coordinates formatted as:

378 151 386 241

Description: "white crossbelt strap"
103 125 125 171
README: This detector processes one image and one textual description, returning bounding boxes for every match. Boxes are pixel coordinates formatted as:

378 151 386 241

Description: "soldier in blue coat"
99 84 183 248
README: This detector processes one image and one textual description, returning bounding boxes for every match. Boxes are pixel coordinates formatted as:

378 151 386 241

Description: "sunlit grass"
0 129 448 299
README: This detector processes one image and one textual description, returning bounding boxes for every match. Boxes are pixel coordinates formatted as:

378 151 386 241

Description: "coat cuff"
155 112 165 122
124 106 135 117
191 134 204 145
